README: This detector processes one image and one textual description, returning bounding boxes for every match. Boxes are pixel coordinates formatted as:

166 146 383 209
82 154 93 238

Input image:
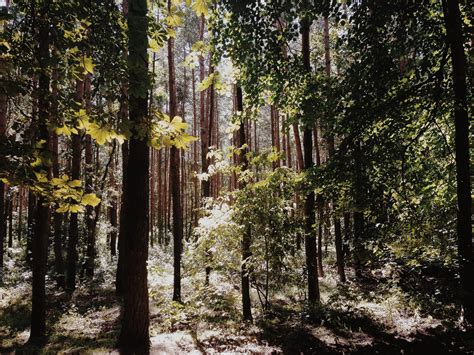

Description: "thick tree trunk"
442 0 473 324
118 0 150 349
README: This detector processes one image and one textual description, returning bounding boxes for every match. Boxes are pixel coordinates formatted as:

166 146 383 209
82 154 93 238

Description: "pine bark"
118 0 150 348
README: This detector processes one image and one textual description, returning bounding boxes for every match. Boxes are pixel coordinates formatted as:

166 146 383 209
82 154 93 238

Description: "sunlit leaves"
81 193 101 207
149 111 197 150
191 0 209 17
81 55 95 74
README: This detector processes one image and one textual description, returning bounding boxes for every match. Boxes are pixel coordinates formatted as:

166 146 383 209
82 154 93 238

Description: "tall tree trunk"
323 16 345 283
118 0 150 348
237 86 253 321
116 0 129 296
168 0 183 303
314 125 324 277
26 191 35 264
66 79 84 292
0 182 4 284
84 74 96 278
29 3 51 341
8 191 13 249
109 152 118 258
51 69 65 288
301 9 320 305
442 0 473 324
17 187 23 243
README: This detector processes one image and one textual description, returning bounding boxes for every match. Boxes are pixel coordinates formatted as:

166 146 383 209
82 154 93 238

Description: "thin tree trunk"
66 78 84 292
237 86 253 321
323 16 345 283
29 4 51 341
84 74 96 278
302 9 320 305
116 0 129 297
51 68 65 288
168 0 183 302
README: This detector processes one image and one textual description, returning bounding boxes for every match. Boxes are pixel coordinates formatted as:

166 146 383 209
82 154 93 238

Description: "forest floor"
1 246 473 354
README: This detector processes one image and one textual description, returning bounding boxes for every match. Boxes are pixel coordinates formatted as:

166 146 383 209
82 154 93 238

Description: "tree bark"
29 3 51 341
237 86 253 321
323 16 345 283
66 79 83 292
301 10 320 305
168 0 183 303
118 0 150 349
442 0 473 324
116 0 129 297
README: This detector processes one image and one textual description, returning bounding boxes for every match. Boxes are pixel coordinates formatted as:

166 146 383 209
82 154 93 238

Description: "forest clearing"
0 0 472 353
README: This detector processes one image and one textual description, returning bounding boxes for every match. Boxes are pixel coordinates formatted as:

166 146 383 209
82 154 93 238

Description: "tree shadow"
257 301 474 354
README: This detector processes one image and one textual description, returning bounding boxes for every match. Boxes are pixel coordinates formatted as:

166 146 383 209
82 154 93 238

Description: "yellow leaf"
51 178 65 186
170 116 188 131
192 0 208 16
34 171 48 183
56 204 69 213
149 38 160 53
68 179 82 187
82 193 101 207
69 204 84 213
82 56 95 74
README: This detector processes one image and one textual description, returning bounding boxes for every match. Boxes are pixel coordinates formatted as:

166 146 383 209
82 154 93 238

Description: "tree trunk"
118 0 150 348
66 78 84 292
301 10 320 305
168 0 183 303
29 5 51 341
84 74 96 278
323 16 345 283
109 152 118 258
237 86 253 321
116 0 129 296
442 0 473 324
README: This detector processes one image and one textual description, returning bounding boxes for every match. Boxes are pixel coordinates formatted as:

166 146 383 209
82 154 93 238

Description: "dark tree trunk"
301 11 320 305
323 16 345 283
66 78 84 292
116 0 129 297
0 183 4 284
29 4 51 341
51 69 65 288
26 191 36 264
168 0 183 303
8 193 13 249
118 0 150 349
237 86 253 321
84 74 96 278
442 0 473 324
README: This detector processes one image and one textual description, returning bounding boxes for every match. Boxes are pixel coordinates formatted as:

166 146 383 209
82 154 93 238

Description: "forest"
0 0 472 353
